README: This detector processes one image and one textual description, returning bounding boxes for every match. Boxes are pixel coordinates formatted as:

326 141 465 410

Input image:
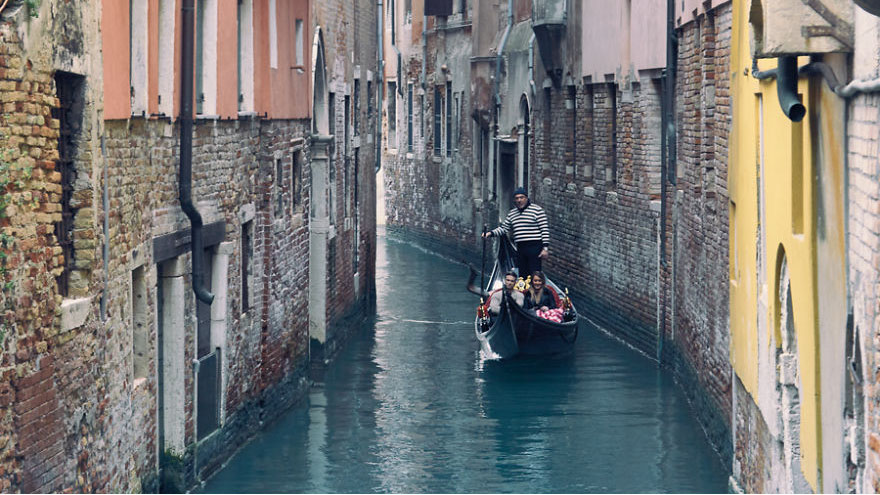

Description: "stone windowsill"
60 296 93 333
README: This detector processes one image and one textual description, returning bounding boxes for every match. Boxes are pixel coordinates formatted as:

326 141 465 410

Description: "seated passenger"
523 271 557 313
487 271 525 316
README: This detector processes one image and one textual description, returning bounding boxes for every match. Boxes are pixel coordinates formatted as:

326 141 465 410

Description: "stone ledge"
60 296 92 333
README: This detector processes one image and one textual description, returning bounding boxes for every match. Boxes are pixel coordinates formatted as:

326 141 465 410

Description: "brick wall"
383 19 478 261
848 90 880 492
535 80 662 355
1 23 68 493
667 2 733 463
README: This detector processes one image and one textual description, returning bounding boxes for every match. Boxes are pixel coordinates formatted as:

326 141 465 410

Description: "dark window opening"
353 79 361 135
387 82 397 148
446 82 452 157
275 158 284 217
407 83 413 153
53 71 85 297
344 94 351 157
241 221 252 313
367 80 373 120
609 83 618 186
292 150 303 208
433 87 442 156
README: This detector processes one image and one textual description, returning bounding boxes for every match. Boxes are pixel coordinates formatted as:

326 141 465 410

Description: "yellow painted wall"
729 0 840 489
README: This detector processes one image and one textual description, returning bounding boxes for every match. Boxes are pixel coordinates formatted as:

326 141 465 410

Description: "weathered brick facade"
1 0 378 491
667 2 733 463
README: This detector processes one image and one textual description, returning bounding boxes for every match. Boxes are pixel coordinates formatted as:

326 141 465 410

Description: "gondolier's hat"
513 187 528 198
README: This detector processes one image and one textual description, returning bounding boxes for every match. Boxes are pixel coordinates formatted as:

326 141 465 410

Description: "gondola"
468 235 579 359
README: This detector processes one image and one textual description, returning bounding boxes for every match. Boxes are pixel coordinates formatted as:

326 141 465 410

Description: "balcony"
532 0 567 86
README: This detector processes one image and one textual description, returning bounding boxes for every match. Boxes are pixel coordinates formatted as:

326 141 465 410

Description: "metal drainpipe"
180 0 214 304
101 136 109 320
377 0 384 173
657 0 677 364
491 0 513 200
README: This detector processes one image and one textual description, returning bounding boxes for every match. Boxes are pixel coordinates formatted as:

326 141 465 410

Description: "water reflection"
200 231 728 494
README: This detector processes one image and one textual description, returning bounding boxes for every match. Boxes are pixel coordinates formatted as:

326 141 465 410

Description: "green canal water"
200 230 729 493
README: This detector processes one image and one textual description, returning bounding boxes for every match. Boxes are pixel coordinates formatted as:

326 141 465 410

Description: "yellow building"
729 0 848 491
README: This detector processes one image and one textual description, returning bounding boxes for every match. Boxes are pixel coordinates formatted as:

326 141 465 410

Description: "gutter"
179 0 214 304
377 0 384 173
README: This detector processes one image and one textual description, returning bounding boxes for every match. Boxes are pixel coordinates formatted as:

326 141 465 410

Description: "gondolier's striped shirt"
491 203 550 247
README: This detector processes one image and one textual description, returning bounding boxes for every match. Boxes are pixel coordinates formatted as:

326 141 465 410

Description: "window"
241 221 253 313
354 79 361 135
367 80 373 119
420 94 425 149
454 92 460 153
389 0 396 45
459 0 467 17
405 0 412 21
292 150 303 209
275 158 284 217
387 82 397 148
52 72 85 297
295 19 304 67
568 85 577 176
269 0 278 68
344 94 351 156
433 87 442 156
238 0 255 112
609 83 617 186
132 265 148 381
446 82 452 157
329 92 336 137
407 83 413 153
352 150 360 272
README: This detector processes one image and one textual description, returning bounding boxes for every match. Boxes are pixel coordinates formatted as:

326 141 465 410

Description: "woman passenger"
524 271 556 313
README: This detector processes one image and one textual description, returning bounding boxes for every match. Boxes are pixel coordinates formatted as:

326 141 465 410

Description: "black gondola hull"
474 236 579 359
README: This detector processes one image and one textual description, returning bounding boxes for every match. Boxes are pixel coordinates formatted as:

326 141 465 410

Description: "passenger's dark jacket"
523 288 556 311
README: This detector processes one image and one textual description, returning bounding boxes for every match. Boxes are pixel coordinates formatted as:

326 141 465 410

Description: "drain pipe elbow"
776 56 806 122
179 0 214 305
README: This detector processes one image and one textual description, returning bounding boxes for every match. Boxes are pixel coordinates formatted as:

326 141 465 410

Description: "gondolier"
482 187 549 278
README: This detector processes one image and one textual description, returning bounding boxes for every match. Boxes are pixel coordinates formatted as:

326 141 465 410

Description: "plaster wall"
582 0 626 81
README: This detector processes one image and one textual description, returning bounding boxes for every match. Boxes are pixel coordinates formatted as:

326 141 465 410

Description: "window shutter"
424 0 453 16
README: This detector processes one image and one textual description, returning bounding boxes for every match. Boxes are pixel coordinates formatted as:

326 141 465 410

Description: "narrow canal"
201 229 729 493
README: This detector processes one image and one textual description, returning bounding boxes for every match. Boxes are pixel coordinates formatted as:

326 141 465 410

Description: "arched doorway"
775 254 811 493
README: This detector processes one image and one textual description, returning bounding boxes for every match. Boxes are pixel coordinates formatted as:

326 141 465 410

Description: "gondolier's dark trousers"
516 240 543 279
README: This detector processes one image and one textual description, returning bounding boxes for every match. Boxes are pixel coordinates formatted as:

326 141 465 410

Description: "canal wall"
381 0 734 471
0 0 379 491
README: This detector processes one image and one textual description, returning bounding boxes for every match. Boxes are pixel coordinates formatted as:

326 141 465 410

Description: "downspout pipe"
377 0 384 173
776 56 806 122
657 0 676 364
751 57 806 122
180 0 214 304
